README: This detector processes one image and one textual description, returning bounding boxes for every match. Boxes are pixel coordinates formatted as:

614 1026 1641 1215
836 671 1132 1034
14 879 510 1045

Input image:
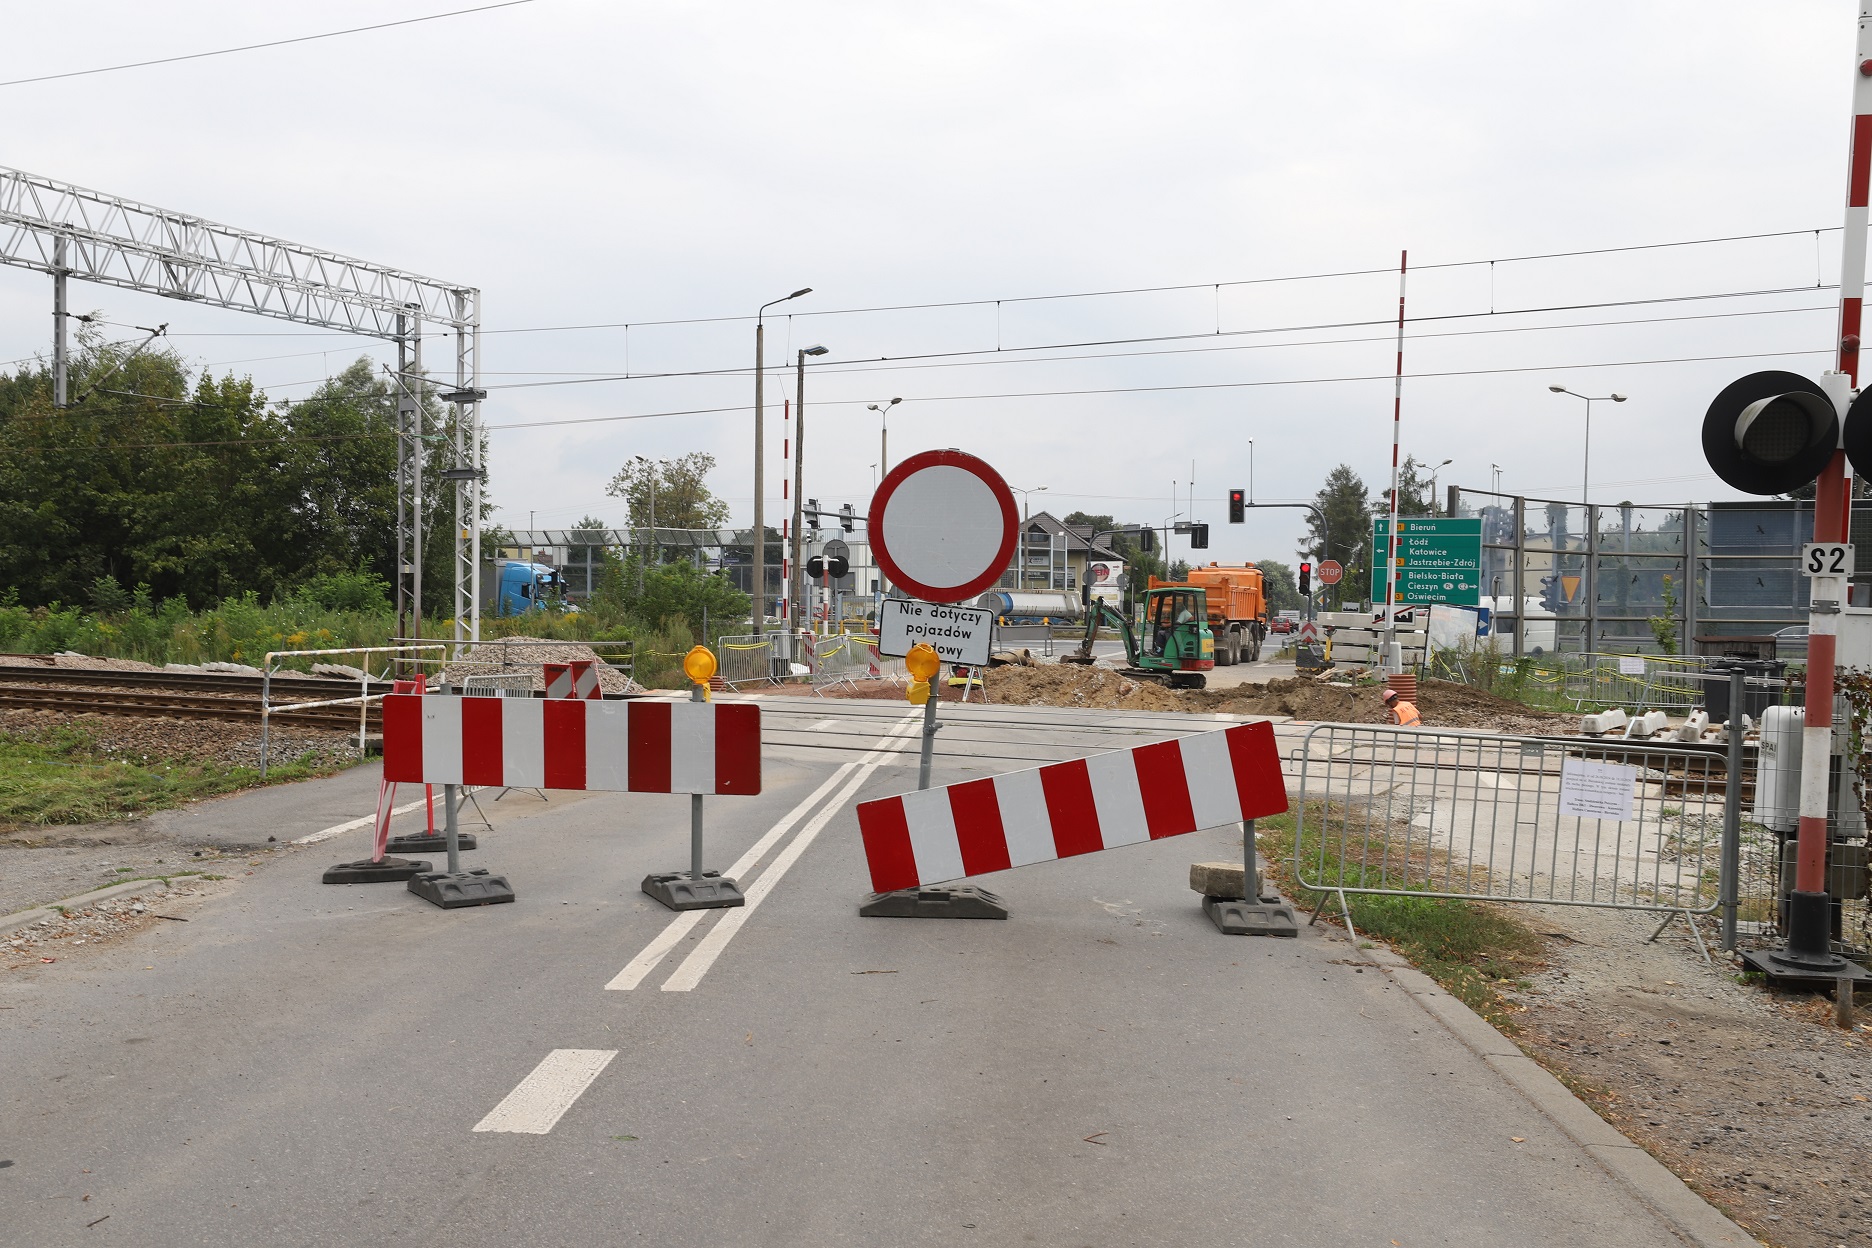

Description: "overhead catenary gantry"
0 166 485 645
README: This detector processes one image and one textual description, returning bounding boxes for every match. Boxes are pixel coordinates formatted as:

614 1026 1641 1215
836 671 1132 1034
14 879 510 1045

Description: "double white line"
606 711 920 994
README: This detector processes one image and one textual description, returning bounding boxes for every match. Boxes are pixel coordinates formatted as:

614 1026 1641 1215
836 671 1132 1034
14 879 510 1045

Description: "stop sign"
1317 559 1344 586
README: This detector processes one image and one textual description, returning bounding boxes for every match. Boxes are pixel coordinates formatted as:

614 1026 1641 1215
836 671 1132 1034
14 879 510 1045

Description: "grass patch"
0 727 342 830
1256 808 1547 1033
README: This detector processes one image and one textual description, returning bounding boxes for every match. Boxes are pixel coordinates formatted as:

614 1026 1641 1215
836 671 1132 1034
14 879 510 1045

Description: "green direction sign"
1370 516 1482 606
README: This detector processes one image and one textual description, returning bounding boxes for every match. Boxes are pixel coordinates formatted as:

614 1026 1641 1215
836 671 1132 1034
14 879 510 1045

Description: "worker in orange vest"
1383 687 1422 726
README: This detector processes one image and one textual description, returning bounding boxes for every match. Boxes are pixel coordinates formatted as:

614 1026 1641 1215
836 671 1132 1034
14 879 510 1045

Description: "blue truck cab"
491 560 576 616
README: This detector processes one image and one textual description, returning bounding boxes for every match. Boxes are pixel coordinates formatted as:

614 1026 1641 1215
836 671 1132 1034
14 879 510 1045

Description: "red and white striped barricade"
857 720 1286 894
378 693 764 911
324 675 454 883
381 695 760 794
543 660 601 699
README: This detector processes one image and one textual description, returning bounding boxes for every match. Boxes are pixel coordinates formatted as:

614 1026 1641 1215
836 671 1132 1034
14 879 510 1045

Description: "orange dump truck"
1159 564 1269 666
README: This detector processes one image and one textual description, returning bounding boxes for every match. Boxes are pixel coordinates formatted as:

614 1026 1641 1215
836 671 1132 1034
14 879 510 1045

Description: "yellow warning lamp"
906 680 931 705
682 645 718 686
905 643 940 682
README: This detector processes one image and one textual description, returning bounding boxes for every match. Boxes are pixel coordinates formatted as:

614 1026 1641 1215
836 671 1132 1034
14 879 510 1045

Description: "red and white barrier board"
544 660 601 699
857 720 1285 892
382 694 760 795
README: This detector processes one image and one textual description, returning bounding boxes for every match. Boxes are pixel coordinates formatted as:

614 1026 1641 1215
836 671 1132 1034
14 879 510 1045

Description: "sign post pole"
860 449 1019 920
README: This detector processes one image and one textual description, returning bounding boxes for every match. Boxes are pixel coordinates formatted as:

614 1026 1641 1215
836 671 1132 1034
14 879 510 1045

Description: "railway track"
0 666 381 729
0 664 383 699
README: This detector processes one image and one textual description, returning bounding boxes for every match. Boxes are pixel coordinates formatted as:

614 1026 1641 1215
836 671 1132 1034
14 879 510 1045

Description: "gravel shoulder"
1505 906 1870 1248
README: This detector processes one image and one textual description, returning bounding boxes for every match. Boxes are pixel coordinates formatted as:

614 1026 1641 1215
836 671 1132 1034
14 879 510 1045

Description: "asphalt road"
1 696 1732 1246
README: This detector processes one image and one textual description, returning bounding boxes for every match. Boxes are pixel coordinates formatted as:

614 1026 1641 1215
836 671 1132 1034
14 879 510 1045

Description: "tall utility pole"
395 308 424 641
790 345 829 632
753 288 812 636
1381 251 1407 673
51 235 68 408
447 288 484 647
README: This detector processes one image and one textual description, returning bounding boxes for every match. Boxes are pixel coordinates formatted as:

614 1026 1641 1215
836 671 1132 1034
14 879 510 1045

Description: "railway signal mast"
1699 7 1872 987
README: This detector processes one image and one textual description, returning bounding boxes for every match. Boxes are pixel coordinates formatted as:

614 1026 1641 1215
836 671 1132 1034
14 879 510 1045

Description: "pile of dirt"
982 665 1567 732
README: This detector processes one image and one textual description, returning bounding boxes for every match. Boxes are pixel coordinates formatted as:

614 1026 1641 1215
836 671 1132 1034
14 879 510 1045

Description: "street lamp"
1427 457 1453 515
1012 486 1047 588
791 344 829 632
867 397 903 478
753 287 812 635
1490 463 1503 494
1247 438 1254 504
1548 386 1627 507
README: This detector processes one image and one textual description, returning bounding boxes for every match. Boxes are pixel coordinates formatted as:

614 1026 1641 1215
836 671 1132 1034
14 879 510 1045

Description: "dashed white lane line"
659 715 920 993
473 1049 618 1134
606 712 918 992
292 787 481 846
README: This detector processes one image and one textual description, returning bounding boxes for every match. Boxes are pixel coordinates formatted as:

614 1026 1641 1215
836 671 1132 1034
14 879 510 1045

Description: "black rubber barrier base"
859 885 1010 919
323 856 430 884
1741 890 1872 985
387 832 477 854
409 868 515 909
1203 895 1300 937
642 871 745 911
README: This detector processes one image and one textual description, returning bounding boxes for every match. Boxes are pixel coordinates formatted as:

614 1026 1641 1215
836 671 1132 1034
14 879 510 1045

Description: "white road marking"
660 716 920 993
606 712 918 992
291 787 482 845
472 1048 617 1134
810 719 836 731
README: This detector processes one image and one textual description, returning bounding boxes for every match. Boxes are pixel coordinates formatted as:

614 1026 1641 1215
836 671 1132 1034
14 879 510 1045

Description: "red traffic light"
1298 561 1312 594
1228 488 1246 524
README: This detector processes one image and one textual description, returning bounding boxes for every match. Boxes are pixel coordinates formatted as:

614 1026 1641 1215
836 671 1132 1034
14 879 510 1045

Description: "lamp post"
753 287 812 635
1547 386 1627 507
1490 463 1502 494
867 397 902 479
1247 438 1254 504
1012 485 1047 588
791 344 829 633
1427 457 1452 515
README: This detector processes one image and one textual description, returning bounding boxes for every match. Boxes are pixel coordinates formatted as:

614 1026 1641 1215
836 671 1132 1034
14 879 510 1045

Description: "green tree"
1254 560 1304 613
605 452 732 532
1301 464 1373 609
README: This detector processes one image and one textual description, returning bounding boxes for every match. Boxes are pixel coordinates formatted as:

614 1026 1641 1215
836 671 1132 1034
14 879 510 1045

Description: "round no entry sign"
869 449 1018 603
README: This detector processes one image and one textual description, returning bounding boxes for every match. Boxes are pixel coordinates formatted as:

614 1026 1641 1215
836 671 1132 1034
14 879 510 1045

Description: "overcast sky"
1 1 1863 567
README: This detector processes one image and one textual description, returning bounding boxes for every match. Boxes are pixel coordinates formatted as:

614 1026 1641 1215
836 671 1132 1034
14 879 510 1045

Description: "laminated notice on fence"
1558 757 1637 821
1617 656 1646 676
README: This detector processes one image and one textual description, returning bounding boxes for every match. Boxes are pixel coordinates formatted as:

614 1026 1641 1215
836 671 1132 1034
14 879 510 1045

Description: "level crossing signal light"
1298 562 1311 595
1701 371 1855 495
805 498 822 529
1228 489 1245 523
805 554 850 579
839 503 854 532
1189 522 1209 550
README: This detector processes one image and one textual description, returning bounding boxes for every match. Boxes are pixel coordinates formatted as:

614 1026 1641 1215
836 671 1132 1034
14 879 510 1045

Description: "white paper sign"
878 598 994 666
1617 656 1645 676
1559 757 1637 821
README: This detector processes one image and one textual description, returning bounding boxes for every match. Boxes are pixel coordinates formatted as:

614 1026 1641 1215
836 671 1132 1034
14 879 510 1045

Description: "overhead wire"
0 0 541 88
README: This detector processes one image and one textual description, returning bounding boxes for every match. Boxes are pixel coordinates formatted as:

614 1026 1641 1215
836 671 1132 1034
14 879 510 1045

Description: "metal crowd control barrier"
1292 722 1730 962
717 634 778 687
463 673 538 697
257 643 448 778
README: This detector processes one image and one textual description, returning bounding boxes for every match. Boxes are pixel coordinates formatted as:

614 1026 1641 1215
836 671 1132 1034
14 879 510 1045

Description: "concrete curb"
0 874 201 938
1355 939 1763 1248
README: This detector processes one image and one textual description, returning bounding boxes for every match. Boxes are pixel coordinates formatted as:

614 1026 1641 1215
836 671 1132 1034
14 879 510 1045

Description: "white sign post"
879 599 994 667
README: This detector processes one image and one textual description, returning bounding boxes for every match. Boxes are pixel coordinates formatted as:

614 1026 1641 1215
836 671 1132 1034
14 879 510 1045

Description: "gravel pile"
441 640 639 694
0 652 168 673
3 877 227 966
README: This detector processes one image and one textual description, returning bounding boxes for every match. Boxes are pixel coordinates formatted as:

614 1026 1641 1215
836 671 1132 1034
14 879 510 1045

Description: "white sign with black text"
1558 757 1637 822
879 598 994 667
